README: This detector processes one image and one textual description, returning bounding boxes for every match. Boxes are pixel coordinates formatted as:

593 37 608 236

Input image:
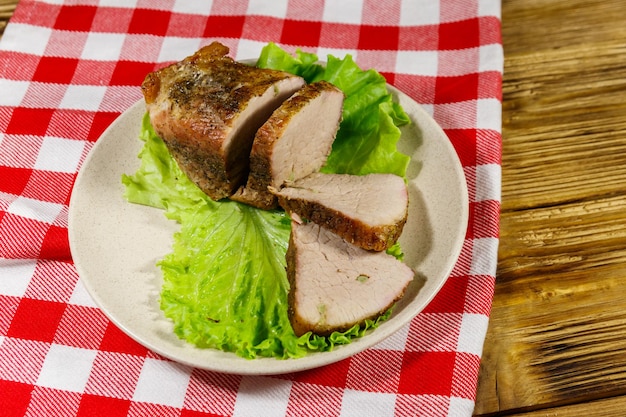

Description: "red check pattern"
0 1 502 416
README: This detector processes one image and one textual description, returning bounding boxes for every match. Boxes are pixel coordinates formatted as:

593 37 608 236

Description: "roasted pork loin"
141 43 414 338
272 172 409 251
287 217 414 336
231 81 344 209
141 42 305 200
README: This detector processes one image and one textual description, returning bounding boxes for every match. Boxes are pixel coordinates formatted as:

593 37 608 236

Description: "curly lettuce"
122 44 410 359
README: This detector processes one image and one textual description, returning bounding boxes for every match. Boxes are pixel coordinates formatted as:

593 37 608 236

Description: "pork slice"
272 172 408 251
231 81 344 209
287 219 414 336
141 41 306 200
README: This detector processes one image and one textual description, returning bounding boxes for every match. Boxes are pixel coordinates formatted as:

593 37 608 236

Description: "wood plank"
501 39 626 211
476 195 626 414
501 395 626 417
501 20 626 210
501 0 626 56
475 0 626 414
498 196 626 278
0 0 17 38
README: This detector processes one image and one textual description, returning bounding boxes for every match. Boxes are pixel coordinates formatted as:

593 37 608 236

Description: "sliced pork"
287 218 414 336
272 172 408 251
141 42 306 200
231 81 344 209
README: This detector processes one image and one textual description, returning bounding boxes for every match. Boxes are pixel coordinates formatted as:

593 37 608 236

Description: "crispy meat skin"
141 42 305 200
273 173 409 251
287 219 414 336
231 81 344 209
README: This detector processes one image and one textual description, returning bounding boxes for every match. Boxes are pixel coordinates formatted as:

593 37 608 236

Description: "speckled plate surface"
68 86 468 375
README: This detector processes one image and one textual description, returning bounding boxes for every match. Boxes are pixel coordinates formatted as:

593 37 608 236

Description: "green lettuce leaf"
160 200 299 359
256 42 325 83
122 113 209 218
122 44 411 359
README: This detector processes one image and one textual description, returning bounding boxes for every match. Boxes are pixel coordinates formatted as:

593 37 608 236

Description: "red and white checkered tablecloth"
0 1 502 416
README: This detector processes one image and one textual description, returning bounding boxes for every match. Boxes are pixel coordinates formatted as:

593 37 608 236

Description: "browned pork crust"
141 42 305 200
273 173 409 251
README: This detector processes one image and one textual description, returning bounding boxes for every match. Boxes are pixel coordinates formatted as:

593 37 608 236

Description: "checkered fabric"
0 1 502 416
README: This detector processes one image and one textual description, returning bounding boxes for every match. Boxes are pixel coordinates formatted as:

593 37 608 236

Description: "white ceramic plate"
68 86 468 375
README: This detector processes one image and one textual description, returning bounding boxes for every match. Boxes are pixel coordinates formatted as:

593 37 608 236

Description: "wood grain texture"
510 396 626 417
501 4 626 211
0 0 17 38
475 0 626 415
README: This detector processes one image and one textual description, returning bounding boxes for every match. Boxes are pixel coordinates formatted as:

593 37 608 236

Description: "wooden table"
3 0 626 415
0 0 15 37
474 0 626 415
